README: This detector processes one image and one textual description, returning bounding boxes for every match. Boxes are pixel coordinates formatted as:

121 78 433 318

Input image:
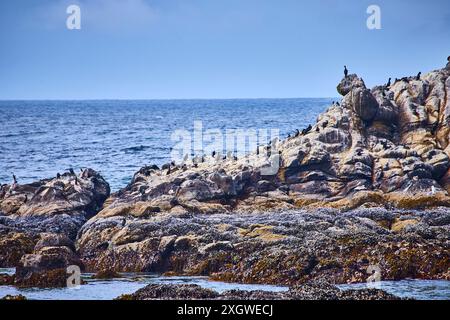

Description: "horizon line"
0 96 338 102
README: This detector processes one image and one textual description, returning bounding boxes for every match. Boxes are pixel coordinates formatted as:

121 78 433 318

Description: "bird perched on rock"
302 125 312 135
121 218 126 227
69 168 75 175
56 173 61 179
294 129 300 137
212 151 216 157
336 102 340 106
344 65 348 78
167 166 171 175
416 72 421 80
12 174 17 184
400 77 409 83
386 78 391 87
322 121 328 129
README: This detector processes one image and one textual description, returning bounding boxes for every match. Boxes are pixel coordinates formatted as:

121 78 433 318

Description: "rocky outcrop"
75 66 450 285
0 169 109 273
117 282 400 300
80 67 450 218
77 207 449 284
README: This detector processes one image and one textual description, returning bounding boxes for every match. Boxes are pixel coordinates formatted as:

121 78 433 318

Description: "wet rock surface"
117 282 400 300
77 207 449 285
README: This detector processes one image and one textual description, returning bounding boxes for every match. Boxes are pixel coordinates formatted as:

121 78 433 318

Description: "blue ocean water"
0 99 332 190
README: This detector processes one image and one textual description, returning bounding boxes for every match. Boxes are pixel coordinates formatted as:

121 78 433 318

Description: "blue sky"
0 0 449 99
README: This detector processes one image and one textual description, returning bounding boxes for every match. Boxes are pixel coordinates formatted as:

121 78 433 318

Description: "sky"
0 0 449 100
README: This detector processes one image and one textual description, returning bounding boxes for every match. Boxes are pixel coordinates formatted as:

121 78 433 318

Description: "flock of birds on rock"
6 58 450 196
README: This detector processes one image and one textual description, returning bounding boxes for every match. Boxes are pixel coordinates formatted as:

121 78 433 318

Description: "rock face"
75 67 450 285
78 67 450 219
3 66 450 292
117 282 400 300
77 207 449 284
0 169 109 271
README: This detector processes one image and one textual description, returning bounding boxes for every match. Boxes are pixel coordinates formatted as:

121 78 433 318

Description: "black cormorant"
344 66 348 78
416 72 421 80
386 78 391 87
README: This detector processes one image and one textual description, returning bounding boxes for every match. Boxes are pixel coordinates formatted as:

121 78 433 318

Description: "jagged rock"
337 74 366 96
74 66 450 285
0 169 109 269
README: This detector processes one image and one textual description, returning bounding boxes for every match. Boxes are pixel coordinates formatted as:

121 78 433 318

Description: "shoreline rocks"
77 207 449 285
2 65 450 294
117 282 401 300
0 169 109 287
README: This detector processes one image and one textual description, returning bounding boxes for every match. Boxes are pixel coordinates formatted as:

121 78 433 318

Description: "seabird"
256 146 260 156
416 72 421 80
336 102 340 106
167 166 171 175
69 168 75 175
287 134 291 139
386 78 391 87
212 151 216 157
302 125 312 135
315 127 320 132
344 65 348 78
56 173 61 179
294 129 300 137
121 218 126 227
12 174 17 184
322 121 328 129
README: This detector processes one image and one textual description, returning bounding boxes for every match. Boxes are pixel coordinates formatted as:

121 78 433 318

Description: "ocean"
0 99 332 191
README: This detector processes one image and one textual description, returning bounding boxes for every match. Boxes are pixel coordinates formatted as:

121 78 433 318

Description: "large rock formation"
77 207 449 284
75 66 450 284
78 67 450 217
0 169 109 270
